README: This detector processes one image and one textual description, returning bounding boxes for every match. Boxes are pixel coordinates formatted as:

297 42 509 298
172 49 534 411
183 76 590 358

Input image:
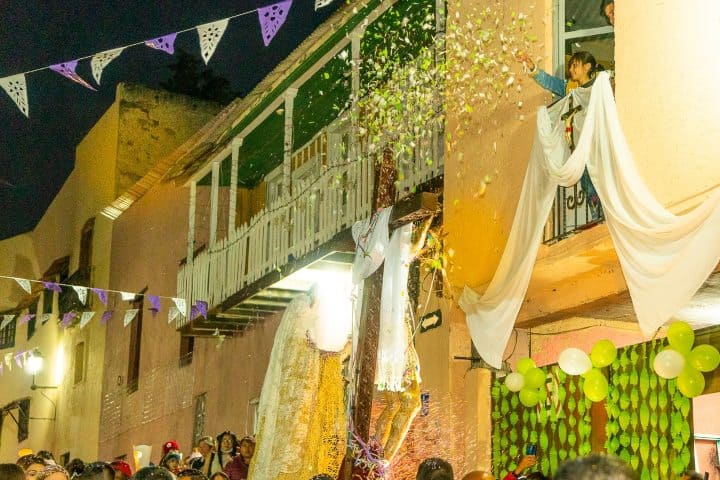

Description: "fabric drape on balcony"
460 72 720 368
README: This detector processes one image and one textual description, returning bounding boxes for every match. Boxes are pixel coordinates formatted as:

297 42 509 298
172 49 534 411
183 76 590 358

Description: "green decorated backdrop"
491 339 694 478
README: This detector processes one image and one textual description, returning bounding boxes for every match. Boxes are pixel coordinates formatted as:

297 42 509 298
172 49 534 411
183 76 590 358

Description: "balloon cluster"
558 339 617 402
653 321 719 398
505 358 548 408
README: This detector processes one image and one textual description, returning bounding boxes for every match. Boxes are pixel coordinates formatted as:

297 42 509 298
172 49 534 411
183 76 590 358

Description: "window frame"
553 0 614 79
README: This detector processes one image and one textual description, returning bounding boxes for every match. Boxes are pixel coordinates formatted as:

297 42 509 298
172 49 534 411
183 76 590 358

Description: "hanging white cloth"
376 223 417 391
460 72 720 368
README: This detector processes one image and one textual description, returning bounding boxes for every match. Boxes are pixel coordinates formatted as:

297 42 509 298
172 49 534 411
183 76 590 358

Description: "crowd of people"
1 432 257 480
416 453 705 480
1 446 707 480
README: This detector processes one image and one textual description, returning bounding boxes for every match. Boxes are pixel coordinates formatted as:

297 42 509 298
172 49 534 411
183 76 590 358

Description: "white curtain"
376 223 416 391
460 72 720 368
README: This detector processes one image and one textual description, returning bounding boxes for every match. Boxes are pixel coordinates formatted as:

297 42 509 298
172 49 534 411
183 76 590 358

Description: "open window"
555 0 615 77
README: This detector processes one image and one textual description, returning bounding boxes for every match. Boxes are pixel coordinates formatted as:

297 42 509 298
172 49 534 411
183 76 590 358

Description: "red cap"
163 440 180 456
110 461 132 478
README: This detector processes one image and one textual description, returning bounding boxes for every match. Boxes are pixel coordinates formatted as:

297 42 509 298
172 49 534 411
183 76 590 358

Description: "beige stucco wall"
0 85 219 462
100 179 280 462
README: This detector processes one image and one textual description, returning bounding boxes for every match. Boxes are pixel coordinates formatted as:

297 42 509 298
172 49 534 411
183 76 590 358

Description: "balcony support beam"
209 161 220 247
228 137 242 239
283 89 298 198
187 181 197 265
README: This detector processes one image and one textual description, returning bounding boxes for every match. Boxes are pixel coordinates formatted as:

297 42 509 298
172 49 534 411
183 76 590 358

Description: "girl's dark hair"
0 464 25 480
17 455 46 470
215 431 239 465
569 51 604 78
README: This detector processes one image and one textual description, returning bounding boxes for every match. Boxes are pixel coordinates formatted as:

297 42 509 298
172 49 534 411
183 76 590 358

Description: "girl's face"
220 435 233 451
239 441 255 460
25 464 46 480
198 442 212 456
569 60 592 83
166 459 179 472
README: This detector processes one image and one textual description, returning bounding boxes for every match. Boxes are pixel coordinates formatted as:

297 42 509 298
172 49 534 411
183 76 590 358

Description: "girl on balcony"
517 51 605 221
518 51 603 98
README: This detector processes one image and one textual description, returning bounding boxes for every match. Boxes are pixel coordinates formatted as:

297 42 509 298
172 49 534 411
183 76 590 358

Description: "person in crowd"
175 470 207 480
73 463 114 480
162 442 181 462
416 458 454 480
222 437 254 480
502 455 537 480
681 472 704 480
17 455 46 480
34 454 55 467
188 437 218 477
132 467 173 480
309 475 334 480
214 432 238 470
159 453 182 479
36 465 69 480
208 473 228 480
0 464 26 480
461 472 494 480
603 0 615 25
109 461 132 480
17 450 34 459
65 459 85 478
554 454 636 480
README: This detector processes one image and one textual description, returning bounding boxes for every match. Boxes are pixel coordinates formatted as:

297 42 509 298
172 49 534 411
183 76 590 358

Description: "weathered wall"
115 85 220 196
101 179 280 463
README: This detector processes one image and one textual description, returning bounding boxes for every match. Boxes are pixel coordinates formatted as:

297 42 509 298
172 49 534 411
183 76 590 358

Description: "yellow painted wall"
442 0 720 474
615 1 720 210
0 84 219 462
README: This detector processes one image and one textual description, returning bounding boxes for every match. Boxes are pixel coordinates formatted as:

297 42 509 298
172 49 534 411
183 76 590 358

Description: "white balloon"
505 372 525 392
558 348 593 376
653 349 686 379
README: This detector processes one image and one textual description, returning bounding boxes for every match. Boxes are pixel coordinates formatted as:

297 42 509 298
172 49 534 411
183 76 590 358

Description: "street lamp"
25 349 58 390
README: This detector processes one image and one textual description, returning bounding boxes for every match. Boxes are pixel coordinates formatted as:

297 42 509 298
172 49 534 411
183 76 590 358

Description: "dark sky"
0 0 342 240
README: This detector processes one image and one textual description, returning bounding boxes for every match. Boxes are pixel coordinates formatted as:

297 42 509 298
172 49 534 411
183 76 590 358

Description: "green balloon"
519 387 539 407
517 357 537 375
583 368 609 402
524 367 546 389
677 367 705 398
689 344 720 372
537 385 548 403
591 339 617 368
667 321 695 353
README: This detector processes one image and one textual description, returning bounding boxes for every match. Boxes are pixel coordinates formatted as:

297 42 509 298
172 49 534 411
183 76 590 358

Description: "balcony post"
228 137 242 240
283 88 298 198
209 160 220 247
187 181 197 264
350 32 361 163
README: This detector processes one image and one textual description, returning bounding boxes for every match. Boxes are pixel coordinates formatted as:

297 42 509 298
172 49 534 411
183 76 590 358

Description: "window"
27 299 38 340
0 316 16 349
193 393 207 446
265 165 284 206
74 341 86 384
42 288 54 315
249 397 260 435
127 297 143 392
554 0 614 79
79 218 95 278
179 336 194 367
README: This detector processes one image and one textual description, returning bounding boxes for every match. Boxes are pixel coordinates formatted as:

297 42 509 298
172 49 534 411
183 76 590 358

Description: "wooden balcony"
176 126 443 334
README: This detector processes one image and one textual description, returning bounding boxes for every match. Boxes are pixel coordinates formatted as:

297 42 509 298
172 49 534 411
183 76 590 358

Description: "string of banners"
0 0 336 118
0 274 207 333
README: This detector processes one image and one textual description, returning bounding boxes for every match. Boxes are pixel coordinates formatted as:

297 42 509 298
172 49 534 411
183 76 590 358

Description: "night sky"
0 0 342 240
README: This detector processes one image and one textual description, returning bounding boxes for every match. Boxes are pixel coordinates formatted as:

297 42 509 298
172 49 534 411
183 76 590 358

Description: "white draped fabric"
376 223 416 391
460 72 720 368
